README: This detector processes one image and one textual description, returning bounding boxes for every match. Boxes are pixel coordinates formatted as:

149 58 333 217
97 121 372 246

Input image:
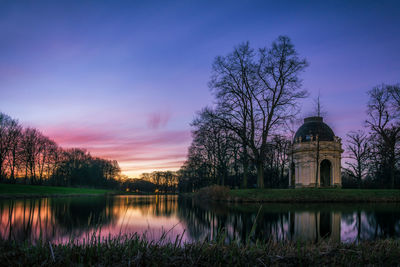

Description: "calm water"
1 195 399 244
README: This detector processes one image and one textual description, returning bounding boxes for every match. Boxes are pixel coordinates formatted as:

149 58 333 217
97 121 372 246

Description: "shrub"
193 185 230 201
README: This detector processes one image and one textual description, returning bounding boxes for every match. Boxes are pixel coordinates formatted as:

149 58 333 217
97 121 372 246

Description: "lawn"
0 183 114 197
228 188 400 203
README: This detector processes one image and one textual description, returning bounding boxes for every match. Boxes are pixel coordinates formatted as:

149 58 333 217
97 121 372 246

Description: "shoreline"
0 193 178 199
0 193 117 199
189 187 400 203
0 184 179 199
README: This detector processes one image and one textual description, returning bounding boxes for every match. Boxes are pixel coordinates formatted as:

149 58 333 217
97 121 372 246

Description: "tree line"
344 84 400 189
177 35 400 192
119 171 178 193
0 112 120 188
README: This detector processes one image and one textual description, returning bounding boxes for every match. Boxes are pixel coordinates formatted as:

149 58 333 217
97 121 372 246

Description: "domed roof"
294 116 335 142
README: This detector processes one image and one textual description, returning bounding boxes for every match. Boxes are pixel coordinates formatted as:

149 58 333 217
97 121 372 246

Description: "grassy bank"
228 188 400 203
0 235 399 266
0 184 115 198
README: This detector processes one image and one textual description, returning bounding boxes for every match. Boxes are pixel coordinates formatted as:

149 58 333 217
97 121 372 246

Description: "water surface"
1 195 399 243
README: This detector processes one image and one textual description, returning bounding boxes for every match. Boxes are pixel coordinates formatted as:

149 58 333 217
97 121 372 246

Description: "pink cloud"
42 124 191 176
121 160 186 172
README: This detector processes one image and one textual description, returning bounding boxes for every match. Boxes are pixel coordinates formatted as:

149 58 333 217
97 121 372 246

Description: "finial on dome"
304 116 323 123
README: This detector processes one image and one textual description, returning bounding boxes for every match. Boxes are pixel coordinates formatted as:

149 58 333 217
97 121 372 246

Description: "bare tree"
387 83 400 108
210 36 308 188
20 128 42 184
191 108 237 186
345 130 370 188
0 112 122 188
269 134 291 187
0 113 21 181
36 135 56 184
6 121 22 183
366 84 400 188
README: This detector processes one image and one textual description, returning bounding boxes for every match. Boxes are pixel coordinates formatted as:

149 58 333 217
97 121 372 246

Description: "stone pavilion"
289 116 343 188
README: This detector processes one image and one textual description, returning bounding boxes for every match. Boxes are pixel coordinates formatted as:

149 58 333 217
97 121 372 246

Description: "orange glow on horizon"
39 125 190 177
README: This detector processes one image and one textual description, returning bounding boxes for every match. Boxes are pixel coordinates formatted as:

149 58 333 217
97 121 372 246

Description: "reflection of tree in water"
2 197 400 244
177 197 289 243
50 196 114 230
0 198 58 242
177 201 400 243
113 195 178 218
0 197 117 243
336 205 400 242
372 210 400 238
0 195 181 243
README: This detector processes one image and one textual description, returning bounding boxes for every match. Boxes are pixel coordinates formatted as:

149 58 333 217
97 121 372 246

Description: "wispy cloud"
147 110 171 129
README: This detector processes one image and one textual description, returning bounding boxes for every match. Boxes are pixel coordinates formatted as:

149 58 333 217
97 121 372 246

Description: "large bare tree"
210 36 308 188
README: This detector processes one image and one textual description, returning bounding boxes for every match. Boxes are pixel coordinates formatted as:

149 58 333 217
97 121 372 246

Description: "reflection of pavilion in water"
290 211 341 242
178 198 345 243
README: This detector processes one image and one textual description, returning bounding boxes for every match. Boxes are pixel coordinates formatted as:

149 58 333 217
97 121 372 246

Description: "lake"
1 195 399 244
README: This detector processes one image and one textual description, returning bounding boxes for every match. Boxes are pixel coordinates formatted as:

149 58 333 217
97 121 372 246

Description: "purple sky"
1 0 399 177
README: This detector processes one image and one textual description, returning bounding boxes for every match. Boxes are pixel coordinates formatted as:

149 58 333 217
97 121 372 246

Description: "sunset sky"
1 0 399 177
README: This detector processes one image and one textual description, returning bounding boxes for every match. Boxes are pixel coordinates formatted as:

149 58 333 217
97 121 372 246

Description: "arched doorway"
320 159 331 187
290 162 295 187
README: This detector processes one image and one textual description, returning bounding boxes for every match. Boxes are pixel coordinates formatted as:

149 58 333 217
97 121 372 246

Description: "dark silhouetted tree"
366 84 400 188
345 130 370 188
209 36 308 188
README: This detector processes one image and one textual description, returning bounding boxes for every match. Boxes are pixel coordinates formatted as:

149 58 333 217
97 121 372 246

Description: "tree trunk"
242 170 248 188
257 161 264 188
219 167 225 186
389 148 395 189
24 165 28 184
242 150 248 188
390 160 395 189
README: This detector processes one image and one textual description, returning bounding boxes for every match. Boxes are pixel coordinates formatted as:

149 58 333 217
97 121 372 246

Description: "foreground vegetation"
0 234 399 266
0 184 114 198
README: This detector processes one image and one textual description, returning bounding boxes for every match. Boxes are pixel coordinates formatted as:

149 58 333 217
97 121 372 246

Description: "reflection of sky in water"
58 196 189 244
0 196 399 244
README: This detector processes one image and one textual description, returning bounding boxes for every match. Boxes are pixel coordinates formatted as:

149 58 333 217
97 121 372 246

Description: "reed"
1 233 399 266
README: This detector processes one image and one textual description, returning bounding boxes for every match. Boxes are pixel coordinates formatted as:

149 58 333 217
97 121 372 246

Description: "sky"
1 0 399 177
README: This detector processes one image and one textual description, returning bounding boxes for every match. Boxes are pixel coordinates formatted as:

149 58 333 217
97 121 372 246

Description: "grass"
0 234 399 266
0 183 115 198
228 188 400 203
